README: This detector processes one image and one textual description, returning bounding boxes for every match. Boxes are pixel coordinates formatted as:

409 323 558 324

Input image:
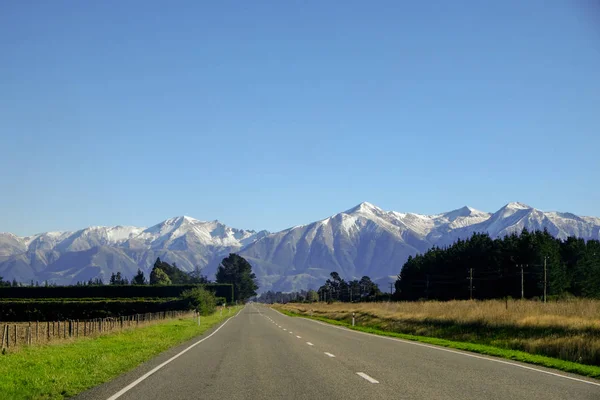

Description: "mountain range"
1 202 599 292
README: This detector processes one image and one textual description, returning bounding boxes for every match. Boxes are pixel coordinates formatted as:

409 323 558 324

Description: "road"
76 304 600 400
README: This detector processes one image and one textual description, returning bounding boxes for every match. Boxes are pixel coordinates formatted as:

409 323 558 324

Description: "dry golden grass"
278 299 600 365
282 299 600 329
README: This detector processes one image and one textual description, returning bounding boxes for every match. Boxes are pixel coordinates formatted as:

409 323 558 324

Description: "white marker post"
197 312 201 326
352 312 355 327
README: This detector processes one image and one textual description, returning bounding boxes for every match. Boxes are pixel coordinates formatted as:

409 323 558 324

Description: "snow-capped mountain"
238 202 599 291
1 203 599 291
0 218 267 285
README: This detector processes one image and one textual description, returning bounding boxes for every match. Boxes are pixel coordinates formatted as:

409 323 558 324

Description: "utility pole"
425 274 430 300
389 282 394 298
518 264 526 300
468 268 474 300
544 257 547 303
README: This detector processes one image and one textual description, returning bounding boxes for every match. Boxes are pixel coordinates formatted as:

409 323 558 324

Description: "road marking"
285 312 600 388
296 335 302 338
105 306 244 400
356 372 379 383
324 352 336 358
306 342 314 346
283 328 287 331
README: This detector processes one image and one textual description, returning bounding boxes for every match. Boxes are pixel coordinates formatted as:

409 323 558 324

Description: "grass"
0 306 242 400
274 300 600 379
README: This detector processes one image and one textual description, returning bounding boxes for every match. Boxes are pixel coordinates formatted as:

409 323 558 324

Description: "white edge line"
356 372 379 383
106 307 244 400
270 308 600 388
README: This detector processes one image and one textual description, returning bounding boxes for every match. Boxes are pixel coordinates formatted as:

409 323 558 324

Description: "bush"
180 287 217 316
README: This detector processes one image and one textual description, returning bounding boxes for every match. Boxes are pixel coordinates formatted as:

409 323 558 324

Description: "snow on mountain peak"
346 201 383 215
505 202 532 210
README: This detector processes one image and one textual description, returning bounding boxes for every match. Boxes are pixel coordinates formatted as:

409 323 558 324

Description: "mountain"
0 218 268 285
238 202 599 291
1 203 599 291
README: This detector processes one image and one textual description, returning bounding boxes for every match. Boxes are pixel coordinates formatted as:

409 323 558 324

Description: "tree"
132 269 147 285
188 266 209 284
215 254 258 302
151 257 191 284
150 268 171 285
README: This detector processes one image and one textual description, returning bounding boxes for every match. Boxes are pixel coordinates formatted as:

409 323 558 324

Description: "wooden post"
57 321 60 338
76 320 79 337
14 325 17 347
63 320 66 338
1 324 6 351
47 321 50 341
36 321 39 343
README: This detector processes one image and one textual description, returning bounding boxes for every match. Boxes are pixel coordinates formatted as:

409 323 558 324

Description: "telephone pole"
389 282 394 300
518 264 527 300
468 268 474 300
544 256 547 303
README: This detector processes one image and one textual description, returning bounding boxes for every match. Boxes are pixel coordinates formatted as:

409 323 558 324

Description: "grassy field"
276 299 600 373
0 306 241 400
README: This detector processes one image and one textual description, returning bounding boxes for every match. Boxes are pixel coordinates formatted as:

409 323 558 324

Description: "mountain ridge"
1 203 599 291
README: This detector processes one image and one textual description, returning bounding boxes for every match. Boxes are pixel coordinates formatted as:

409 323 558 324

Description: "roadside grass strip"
0 307 242 400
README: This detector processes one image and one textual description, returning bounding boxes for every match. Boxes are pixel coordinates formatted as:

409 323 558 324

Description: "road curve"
75 304 600 400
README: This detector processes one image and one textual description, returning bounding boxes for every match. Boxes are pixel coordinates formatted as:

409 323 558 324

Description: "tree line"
396 229 600 301
258 273 383 303
0 253 259 303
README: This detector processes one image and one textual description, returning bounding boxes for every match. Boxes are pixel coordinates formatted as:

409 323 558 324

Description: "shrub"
180 287 217 316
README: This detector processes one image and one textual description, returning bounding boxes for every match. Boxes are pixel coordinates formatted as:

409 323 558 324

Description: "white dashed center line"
356 372 379 384
324 352 336 358
306 342 314 346
296 336 301 339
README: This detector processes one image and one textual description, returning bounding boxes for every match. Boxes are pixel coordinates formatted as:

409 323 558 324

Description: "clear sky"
1 1 599 236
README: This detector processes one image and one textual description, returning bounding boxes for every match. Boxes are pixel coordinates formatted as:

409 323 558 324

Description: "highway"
76 304 600 400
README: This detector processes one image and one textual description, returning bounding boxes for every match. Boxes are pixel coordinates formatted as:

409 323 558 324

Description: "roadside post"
352 313 355 327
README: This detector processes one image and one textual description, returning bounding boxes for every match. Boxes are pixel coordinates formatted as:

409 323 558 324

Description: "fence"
1 310 193 352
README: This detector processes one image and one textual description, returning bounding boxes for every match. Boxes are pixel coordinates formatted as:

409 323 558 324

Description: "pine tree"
132 269 147 285
216 254 258 302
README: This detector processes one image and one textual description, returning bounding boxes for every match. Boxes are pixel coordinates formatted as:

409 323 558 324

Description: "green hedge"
0 284 234 303
0 299 189 321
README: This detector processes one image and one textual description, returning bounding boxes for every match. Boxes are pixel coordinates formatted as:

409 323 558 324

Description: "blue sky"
1 1 599 236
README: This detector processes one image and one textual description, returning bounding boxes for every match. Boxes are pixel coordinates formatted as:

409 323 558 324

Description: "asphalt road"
76 304 600 400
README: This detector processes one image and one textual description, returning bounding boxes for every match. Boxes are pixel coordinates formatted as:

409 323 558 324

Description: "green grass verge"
276 308 600 379
0 307 242 400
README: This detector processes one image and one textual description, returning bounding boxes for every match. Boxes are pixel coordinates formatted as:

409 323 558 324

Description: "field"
0 306 242 400
277 299 600 367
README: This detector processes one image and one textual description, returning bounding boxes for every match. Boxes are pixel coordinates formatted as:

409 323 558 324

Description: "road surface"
76 304 600 400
